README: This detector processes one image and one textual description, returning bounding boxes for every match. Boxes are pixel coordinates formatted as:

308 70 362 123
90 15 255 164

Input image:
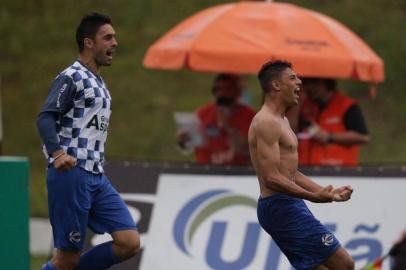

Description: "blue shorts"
46 166 137 251
257 194 340 270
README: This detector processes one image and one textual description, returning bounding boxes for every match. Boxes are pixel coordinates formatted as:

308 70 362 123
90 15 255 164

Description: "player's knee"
342 256 355 270
117 242 139 260
115 232 140 259
125 234 140 257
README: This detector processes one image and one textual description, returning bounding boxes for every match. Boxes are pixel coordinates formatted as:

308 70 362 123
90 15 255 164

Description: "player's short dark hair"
76 12 112 52
258 60 292 93
211 73 240 94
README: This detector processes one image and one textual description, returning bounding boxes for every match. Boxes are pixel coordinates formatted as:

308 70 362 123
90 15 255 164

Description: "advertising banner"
87 161 406 269
140 174 406 270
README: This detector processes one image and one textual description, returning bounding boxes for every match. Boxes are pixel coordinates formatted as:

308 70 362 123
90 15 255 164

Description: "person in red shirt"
177 74 256 165
297 78 370 166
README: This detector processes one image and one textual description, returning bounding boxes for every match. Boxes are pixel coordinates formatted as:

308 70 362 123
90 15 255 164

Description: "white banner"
140 174 406 270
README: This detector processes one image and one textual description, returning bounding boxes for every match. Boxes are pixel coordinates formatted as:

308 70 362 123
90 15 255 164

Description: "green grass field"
2 0 406 220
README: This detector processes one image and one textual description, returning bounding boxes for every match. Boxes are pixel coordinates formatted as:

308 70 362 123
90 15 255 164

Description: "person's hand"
333 185 353 202
312 127 330 144
176 129 191 148
311 185 334 203
53 153 77 172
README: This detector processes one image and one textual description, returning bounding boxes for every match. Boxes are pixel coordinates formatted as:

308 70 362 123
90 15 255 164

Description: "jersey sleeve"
39 75 76 115
36 111 61 154
343 104 369 134
36 74 76 154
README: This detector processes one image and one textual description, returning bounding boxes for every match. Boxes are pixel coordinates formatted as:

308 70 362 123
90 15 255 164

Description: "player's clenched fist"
333 185 353 202
53 152 77 171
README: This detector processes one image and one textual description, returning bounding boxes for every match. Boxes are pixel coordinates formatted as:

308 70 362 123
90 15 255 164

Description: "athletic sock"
75 241 121 270
41 261 58 270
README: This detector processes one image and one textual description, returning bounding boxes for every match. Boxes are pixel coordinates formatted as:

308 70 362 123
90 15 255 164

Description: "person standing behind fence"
176 73 256 165
298 78 370 166
36 12 140 270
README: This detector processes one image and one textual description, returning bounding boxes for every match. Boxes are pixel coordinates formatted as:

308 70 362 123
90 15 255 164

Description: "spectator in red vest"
297 78 370 166
176 74 256 165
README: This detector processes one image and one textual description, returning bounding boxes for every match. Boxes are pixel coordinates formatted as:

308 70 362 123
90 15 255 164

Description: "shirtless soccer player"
248 60 355 270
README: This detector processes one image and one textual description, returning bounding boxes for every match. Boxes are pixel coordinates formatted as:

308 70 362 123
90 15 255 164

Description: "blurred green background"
2 0 406 216
1 0 405 268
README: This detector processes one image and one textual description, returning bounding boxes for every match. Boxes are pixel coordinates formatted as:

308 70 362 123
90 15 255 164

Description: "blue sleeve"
36 75 76 154
36 112 61 154
39 75 76 114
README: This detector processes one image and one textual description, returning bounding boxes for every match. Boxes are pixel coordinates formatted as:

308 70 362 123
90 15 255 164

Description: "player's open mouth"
106 49 115 58
294 88 300 99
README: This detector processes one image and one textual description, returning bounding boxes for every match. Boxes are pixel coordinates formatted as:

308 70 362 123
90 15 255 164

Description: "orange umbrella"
143 1 384 83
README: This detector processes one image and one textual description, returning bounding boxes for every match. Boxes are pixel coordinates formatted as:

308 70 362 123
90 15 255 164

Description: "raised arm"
254 117 334 203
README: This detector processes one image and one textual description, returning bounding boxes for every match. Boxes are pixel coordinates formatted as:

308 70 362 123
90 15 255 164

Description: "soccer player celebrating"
248 60 354 270
36 13 140 270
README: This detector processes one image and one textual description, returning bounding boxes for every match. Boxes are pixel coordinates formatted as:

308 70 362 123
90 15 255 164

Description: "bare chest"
279 124 298 153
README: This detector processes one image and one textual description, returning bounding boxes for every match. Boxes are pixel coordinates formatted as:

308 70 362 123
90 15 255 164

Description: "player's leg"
75 173 140 269
320 247 354 270
96 174 140 259
111 229 140 260
42 167 90 270
74 230 140 270
259 196 353 270
42 249 81 270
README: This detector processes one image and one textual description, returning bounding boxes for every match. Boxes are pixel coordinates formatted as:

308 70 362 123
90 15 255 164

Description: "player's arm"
36 75 77 170
295 171 353 202
255 117 333 203
295 170 323 192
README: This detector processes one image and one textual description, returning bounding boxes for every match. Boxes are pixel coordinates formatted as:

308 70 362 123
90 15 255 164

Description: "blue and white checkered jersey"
42 61 112 174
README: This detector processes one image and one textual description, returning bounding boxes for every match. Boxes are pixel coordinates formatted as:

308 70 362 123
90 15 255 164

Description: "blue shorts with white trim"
46 166 137 250
257 193 340 270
